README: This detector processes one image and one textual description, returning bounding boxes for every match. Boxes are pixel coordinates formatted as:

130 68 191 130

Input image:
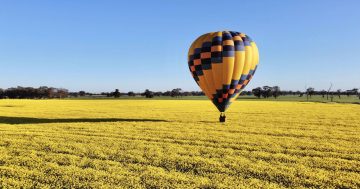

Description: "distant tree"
143 89 154 98
162 91 171 96
38 86 49 98
154 91 162 97
336 89 342 99
79 91 86 97
294 91 301 96
68 92 78 97
330 92 334 102
182 91 191 96
272 86 281 99
320 90 326 98
99 92 109 97
127 91 135 97
191 91 204 96
114 89 121 98
0 88 4 99
252 87 262 98
1 86 68 99
57 88 69 98
306 87 315 100
48 88 57 98
345 88 358 97
171 88 182 97
327 83 333 100
262 86 272 98
245 91 252 96
354 88 360 99
345 90 350 97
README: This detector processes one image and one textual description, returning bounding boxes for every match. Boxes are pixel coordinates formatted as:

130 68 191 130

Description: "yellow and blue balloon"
187 31 259 122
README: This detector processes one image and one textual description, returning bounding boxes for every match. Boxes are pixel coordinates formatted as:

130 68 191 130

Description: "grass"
238 95 360 103
70 94 360 104
0 99 359 188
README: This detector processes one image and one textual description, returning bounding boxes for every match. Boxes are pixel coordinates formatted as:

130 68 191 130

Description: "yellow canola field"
0 99 359 188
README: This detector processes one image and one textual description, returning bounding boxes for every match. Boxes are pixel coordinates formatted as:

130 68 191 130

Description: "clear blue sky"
1 0 359 92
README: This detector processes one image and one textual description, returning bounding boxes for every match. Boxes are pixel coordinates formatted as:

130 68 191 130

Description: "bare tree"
327 83 333 100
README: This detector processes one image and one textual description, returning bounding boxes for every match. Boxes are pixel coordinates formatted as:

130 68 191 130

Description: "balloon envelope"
188 31 259 112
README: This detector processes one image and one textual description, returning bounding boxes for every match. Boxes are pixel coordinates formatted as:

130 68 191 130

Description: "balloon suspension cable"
219 112 226 123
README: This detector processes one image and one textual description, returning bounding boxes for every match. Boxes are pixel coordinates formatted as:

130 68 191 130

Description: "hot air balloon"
187 31 259 122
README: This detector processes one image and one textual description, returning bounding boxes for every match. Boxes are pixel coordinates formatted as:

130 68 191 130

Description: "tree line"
103 88 204 98
0 87 204 99
0 86 359 100
0 86 68 99
251 86 360 100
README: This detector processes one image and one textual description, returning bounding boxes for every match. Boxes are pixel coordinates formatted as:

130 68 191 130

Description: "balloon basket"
219 112 226 122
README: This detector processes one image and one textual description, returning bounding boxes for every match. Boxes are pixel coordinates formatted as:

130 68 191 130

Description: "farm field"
0 99 359 188
71 95 360 104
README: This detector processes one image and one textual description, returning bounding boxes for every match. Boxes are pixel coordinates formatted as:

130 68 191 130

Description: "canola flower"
0 99 359 188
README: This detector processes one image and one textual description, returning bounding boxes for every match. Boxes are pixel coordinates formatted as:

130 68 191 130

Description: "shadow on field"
0 116 168 124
